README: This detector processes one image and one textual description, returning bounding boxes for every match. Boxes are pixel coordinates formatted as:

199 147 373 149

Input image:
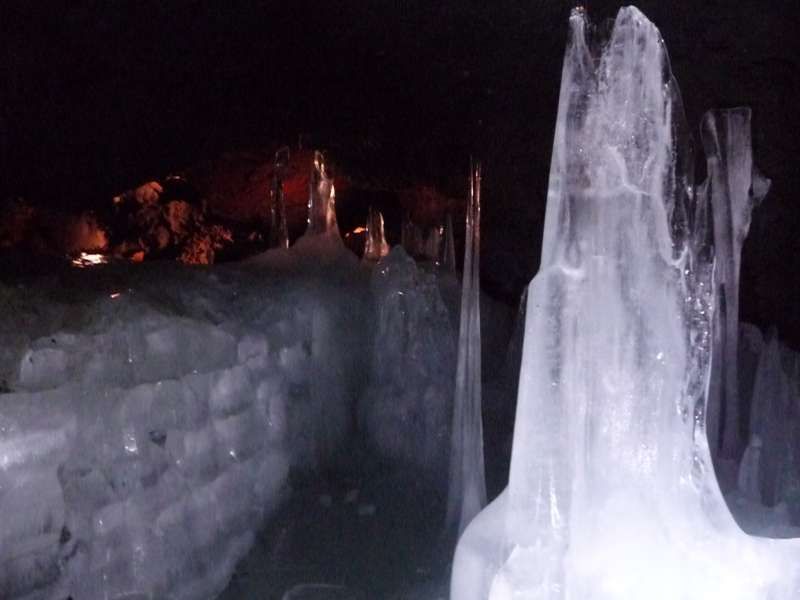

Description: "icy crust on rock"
452 7 800 600
0 238 368 600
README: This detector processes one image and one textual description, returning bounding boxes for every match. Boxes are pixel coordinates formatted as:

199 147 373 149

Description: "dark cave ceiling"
2 0 800 342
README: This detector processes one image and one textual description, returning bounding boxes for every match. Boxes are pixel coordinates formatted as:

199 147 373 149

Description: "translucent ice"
446 161 487 536
451 7 800 599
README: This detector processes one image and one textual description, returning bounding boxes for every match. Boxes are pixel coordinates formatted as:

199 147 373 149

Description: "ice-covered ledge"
0 234 369 599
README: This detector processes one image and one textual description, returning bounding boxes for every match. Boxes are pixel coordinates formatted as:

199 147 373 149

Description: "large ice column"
700 109 770 459
306 150 339 236
269 146 290 249
446 161 487 536
451 7 800 600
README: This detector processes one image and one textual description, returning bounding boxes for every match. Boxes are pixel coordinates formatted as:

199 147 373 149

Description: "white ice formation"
446 161 487 537
451 6 800 599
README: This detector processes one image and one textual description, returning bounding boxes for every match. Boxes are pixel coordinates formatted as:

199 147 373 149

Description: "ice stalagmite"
446 161 487 537
450 7 800 600
700 109 770 459
306 150 338 236
363 207 390 261
269 146 290 249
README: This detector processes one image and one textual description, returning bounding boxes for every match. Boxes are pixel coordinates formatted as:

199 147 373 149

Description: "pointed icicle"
363 206 390 261
446 159 486 537
701 108 769 459
269 146 290 249
438 213 457 272
306 150 339 236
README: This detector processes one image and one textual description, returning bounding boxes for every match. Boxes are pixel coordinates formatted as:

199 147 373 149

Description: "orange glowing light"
71 252 109 268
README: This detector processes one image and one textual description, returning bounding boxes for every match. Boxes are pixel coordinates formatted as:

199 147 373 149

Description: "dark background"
2 0 799 344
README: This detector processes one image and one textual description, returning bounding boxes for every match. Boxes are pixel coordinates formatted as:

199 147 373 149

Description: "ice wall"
446 161 487 536
0 245 366 600
451 7 800 600
701 109 770 459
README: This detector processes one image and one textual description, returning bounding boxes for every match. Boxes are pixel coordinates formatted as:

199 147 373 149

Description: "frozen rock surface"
452 6 800 600
0 236 368 600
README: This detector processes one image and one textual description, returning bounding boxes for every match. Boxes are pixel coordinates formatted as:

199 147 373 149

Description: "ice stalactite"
363 206 390 262
306 150 338 236
450 7 800 600
446 161 487 537
269 146 290 249
700 108 770 460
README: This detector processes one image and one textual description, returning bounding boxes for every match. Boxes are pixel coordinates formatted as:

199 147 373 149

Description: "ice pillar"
363 207 390 261
450 7 800 600
700 108 770 459
306 150 338 236
446 161 487 537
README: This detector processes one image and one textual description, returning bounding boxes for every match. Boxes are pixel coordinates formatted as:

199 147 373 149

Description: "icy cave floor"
218 443 452 600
